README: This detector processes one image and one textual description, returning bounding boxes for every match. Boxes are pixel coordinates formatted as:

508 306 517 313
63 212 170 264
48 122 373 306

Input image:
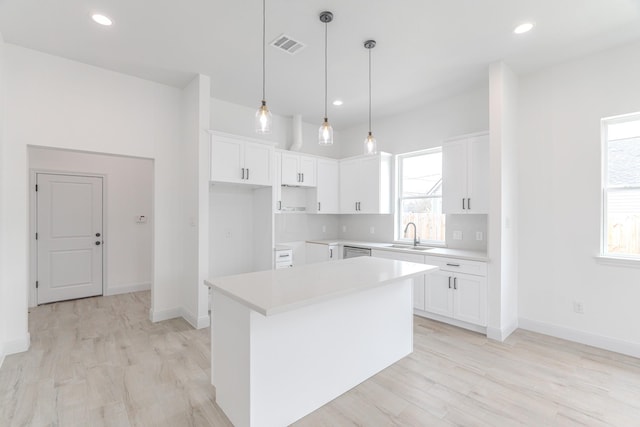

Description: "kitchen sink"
387 244 432 251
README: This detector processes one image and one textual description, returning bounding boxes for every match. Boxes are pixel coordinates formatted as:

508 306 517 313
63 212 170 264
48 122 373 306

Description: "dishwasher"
343 245 372 258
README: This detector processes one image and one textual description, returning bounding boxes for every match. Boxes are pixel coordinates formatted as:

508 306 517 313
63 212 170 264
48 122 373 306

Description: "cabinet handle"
242 168 245 180
446 263 460 267
246 168 250 180
318 202 321 211
462 198 466 210
302 173 304 182
454 277 458 290
330 248 333 258
278 201 282 210
467 198 471 210
355 202 358 211
278 254 289 258
448 276 452 289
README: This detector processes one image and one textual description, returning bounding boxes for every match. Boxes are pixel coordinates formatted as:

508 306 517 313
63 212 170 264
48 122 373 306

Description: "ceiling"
1 0 639 129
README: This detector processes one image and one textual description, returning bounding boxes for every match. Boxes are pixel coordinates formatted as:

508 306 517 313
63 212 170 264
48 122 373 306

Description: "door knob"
95 241 101 246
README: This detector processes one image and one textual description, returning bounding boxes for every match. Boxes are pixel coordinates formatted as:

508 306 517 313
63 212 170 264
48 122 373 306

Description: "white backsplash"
338 214 395 242
445 214 488 251
275 213 340 243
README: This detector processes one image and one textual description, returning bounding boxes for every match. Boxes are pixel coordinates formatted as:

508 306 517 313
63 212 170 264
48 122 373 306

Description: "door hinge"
36 281 39 289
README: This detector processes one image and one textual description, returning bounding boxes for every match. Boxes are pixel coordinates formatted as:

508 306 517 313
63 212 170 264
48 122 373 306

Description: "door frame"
29 169 108 307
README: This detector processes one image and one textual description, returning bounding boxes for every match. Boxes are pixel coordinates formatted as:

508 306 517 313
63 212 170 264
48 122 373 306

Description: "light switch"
136 215 147 223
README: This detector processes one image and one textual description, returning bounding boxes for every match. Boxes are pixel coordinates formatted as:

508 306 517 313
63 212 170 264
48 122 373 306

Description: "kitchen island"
204 256 436 427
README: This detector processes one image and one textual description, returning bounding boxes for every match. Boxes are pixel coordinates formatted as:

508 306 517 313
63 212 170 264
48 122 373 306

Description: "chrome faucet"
404 222 419 247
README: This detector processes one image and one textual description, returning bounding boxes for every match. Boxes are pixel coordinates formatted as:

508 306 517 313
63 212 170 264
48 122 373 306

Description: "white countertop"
204 257 437 316
305 239 489 262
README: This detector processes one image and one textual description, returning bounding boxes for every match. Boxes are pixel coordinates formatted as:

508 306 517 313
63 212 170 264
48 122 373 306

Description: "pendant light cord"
368 47 372 133
262 0 266 102
324 21 328 119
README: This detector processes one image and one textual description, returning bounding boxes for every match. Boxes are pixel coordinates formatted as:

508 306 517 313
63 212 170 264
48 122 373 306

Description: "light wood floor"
1 292 640 426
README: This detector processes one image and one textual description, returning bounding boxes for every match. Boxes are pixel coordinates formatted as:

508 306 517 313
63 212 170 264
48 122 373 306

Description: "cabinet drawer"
423 256 487 277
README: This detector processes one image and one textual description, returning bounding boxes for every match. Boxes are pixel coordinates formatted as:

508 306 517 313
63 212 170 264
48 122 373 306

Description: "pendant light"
255 0 272 134
318 11 334 145
364 40 377 155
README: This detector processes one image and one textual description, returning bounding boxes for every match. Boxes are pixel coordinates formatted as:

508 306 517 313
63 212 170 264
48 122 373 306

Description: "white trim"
594 255 640 268
486 319 519 342
104 282 151 296
519 317 640 359
414 309 486 335
0 344 4 369
181 307 210 330
3 333 31 357
149 307 182 323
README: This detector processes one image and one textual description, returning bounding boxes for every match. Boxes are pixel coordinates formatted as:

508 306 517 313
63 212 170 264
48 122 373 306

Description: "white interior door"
36 173 104 304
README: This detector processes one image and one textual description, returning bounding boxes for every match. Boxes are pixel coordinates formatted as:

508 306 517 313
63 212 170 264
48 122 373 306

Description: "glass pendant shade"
319 118 334 145
364 131 377 155
255 100 272 134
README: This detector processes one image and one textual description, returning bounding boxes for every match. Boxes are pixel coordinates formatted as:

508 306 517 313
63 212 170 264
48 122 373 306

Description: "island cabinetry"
423 256 487 327
371 249 426 311
442 133 489 214
281 152 316 187
339 153 392 214
211 133 273 186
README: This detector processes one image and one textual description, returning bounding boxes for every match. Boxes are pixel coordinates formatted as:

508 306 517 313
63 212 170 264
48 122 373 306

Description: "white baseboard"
2 333 31 363
487 319 519 342
519 318 640 359
104 282 151 296
150 307 182 323
149 307 209 330
414 309 486 335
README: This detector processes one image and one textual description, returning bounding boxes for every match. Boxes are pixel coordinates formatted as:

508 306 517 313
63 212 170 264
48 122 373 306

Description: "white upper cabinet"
281 152 317 187
442 133 489 214
313 158 339 214
210 133 273 186
339 153 392 214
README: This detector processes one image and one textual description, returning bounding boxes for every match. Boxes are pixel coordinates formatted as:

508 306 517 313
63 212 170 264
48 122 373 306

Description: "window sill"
594 255 640 269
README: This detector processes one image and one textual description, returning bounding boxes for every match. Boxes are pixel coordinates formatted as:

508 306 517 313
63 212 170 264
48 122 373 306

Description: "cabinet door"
211 137 243 183
424 270 454 317
298 156 317 187
467 134 489 214
442 139 467 214
452 273 487 326
316 159 339 213
358 156 380 213
273 152 282 212
244 142 272 186
339 159 359 213
281 153 300 186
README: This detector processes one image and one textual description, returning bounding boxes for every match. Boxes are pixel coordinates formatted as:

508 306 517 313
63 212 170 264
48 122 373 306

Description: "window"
602 113 640 258
397 148 445 244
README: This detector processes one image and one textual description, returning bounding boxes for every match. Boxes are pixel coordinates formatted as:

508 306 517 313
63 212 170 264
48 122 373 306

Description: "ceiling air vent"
270 34 305 55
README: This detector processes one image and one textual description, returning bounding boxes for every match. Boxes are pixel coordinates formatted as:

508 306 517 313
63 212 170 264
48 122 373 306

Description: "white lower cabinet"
423 256 487 327
306 243 339 264
371 250 425 311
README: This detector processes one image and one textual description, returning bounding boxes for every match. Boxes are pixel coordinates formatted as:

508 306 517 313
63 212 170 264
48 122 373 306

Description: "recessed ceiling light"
332 100 343 106
514 22 534 34
92 14 113 26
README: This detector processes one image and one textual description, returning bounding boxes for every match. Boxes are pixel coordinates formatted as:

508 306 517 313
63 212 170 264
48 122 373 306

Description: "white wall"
181 75 211 329
518 40 640 357
487 62 519 341
28 147 153 299
211 98 343 159
1 45 186 355
0 31 6 366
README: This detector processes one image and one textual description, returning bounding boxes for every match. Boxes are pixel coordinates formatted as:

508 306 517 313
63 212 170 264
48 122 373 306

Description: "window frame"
600 112 640 261
396 147 445 246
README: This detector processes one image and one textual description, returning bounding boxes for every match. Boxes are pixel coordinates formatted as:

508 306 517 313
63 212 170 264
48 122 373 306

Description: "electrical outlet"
573 301 584 314
370 226 375 234
225 230 232 238
453 230 463 240
476 231 483 241
322 225 327 233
